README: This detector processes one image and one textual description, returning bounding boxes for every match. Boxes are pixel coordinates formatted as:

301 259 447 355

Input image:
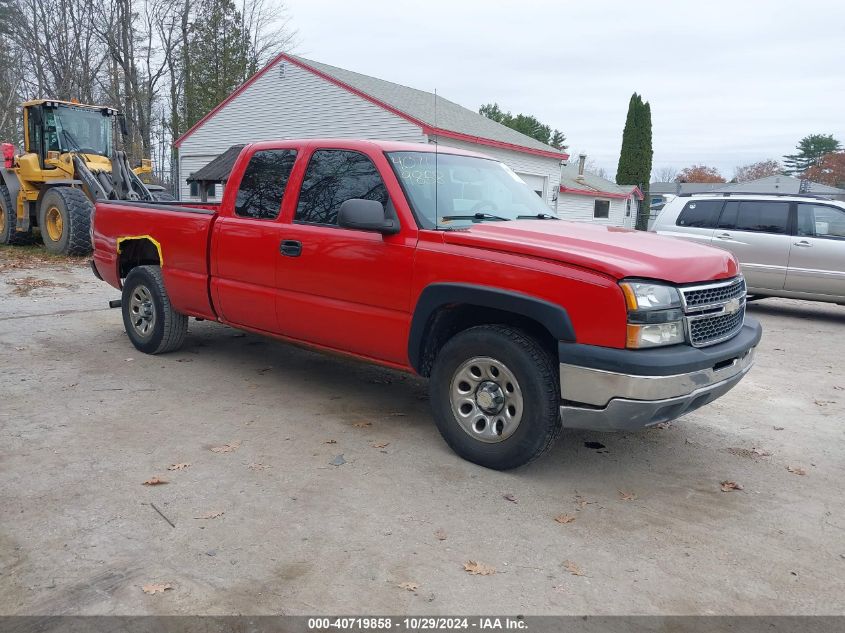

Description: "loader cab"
23 101 116 166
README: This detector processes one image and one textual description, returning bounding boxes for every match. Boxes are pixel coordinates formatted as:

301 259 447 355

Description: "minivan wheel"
429 325 562 470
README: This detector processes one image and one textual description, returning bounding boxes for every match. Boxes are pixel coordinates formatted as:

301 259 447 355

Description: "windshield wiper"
441 212 511 222
516 213 559 220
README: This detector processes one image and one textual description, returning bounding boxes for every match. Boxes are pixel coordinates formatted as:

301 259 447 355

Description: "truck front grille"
681 277 746 347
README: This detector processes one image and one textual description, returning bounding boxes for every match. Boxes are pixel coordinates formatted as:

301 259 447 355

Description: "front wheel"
38 186 93 255
429 325 562 470
121 265 188 354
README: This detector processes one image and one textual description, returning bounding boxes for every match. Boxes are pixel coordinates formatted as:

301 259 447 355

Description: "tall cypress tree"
616 93 653 230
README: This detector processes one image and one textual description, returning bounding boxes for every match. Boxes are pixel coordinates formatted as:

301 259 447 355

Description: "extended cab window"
717 200 789 234
234 149 297 220
295 150 389 226
676 199 722 228
797 203 845 239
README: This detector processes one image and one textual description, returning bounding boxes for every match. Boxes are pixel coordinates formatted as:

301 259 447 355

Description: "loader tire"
38 187 93 255
0 184 35 245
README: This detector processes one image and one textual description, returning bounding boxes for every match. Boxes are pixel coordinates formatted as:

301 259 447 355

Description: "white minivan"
651 193 845 304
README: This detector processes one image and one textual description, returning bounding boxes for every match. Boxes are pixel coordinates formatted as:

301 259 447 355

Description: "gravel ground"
1 247 843 616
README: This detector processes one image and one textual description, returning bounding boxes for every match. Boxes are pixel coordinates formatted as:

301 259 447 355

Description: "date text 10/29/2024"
307 617 528 630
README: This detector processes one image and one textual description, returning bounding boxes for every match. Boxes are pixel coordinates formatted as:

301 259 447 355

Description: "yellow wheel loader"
0 99 172 255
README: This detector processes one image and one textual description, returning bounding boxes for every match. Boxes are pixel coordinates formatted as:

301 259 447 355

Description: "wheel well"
118 238 161 278
416 304 557 377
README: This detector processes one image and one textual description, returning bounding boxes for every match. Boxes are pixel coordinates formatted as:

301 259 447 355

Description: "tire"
38 186 93 255
121 265 188 354
429 325 562 470
0 183 35 245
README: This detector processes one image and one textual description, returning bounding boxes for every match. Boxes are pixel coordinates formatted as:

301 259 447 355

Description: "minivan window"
234 149 297 219
676 199 723 228
295 150 389 226
797 203 845 239
717 200 789 234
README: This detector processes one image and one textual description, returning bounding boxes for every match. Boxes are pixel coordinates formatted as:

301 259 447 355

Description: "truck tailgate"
93 201 217 319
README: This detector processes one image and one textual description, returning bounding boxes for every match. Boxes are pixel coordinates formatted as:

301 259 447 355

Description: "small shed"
556 155 642 228
185 144 245 201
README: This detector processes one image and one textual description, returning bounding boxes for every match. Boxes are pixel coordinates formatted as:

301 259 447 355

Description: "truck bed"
92 199 218 319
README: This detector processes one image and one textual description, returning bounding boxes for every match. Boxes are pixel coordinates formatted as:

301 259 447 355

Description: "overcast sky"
284 0 845 181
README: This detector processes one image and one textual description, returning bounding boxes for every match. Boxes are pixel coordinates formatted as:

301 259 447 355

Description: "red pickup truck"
92 139 761 469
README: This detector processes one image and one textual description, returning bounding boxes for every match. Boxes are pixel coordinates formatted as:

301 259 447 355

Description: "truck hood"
441 220 740 284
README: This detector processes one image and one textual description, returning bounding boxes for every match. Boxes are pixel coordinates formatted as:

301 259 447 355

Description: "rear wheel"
429 325 562 470
122 265 188 354
38 187 93 255
0 184 34 245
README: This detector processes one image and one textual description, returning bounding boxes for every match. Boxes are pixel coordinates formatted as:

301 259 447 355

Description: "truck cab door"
211 149 298 332
273 148 416 365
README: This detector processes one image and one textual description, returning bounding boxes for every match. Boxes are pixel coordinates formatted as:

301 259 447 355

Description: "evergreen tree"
185 0 251 129
783 134 842 175
478 102 567 150
616 93 653 230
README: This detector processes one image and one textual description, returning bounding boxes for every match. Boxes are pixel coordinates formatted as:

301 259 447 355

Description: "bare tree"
653 166 678 183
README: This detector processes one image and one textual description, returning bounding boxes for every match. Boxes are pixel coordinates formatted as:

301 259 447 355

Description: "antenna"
434 88 438 230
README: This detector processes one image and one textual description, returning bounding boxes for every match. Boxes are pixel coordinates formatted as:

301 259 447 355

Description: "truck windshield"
386 151 554 229
45 106 113 157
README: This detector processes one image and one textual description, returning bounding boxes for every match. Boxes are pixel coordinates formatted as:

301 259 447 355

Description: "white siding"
430 136 562 209
557 193 635 228
178 59 426 199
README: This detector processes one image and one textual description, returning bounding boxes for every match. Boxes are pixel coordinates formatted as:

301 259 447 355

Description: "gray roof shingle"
560 163 639 196
290 55 564 156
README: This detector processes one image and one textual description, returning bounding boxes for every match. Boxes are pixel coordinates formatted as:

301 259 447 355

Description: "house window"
205 183 216 199
594 200 610 219
189 181 199 197
188 181 217 199
626 198 632 217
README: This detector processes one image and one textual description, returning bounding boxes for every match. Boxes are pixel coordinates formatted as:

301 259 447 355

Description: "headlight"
619 281 685 348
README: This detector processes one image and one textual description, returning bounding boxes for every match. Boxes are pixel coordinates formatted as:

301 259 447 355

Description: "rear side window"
797 203 845 239
234 149 297 220
295 150 389 226
718 200 790 234
676 200 722 228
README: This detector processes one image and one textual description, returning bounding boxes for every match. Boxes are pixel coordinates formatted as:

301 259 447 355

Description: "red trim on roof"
560 185 642 200
175 54 568 161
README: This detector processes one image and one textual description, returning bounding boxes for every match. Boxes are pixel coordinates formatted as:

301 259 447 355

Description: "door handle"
716 232 732 239
793 240 812 247
280 239 302 257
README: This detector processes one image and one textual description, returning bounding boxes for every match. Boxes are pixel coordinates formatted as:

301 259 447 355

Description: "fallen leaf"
433 528 447 541
555 514 576 524
563 560 584 576
324 439 337 444
503 493 518 504
655 422 672 430
398 581 418 592
167 463 191 471
574 495 593 510
787 465 807 476
371 441 390 449
720 480 743 492
773 426 785 431
352 421 372 428
330 454 346 466
194 510 224 519
141 583 172 595
751 447 771 457
463 561 496 576
210 440 241 453
142 477 168 486
618 490 637 501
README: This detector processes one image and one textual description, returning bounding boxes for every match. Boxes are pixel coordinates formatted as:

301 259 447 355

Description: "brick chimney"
578 154 587 176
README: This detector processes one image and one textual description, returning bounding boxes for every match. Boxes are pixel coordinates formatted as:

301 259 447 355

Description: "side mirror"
337 199 399 235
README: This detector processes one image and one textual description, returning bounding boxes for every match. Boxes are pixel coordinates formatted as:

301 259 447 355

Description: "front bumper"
558 318 762 431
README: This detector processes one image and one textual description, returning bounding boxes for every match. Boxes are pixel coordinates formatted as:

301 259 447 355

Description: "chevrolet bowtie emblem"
724 298 741 314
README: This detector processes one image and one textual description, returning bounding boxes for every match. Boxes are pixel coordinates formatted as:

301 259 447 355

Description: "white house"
174 54 568 203
555 155 642 228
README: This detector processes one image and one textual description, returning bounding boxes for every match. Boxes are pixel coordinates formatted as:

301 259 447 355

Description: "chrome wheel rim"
449 356 524 443
129 285 156 337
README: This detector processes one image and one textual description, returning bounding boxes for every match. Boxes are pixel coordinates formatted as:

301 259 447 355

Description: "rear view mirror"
338 199 399 234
